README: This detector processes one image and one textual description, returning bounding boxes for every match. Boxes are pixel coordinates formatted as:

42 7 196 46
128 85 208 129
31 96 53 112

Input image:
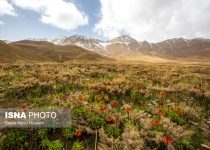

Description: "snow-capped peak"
108 35 135 43
26 38 50 42
0 39 12 44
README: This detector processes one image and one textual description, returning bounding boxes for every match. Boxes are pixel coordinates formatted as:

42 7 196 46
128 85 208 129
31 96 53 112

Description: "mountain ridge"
2 35 210 61
0 40 116 63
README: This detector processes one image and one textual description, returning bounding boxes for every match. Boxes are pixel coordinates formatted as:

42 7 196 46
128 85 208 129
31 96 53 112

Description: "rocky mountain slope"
47 35 210 61
2 35 210 62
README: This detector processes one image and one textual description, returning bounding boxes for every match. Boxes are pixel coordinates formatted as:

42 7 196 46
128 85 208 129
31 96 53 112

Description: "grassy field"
0 62 210 150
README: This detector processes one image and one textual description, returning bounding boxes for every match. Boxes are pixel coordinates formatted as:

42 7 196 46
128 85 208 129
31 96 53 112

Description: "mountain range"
0 40 115 63
1 35 210 62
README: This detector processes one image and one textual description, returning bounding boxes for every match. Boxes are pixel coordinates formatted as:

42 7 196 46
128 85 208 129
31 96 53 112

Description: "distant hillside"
0 40 48 62
0 40 115 63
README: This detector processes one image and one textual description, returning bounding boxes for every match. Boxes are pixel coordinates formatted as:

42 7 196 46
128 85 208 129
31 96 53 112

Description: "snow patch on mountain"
166 41 173 50
99 42 111 51
154 44 164 53
184 39 190 47
27 38 51 42
1 39 12 44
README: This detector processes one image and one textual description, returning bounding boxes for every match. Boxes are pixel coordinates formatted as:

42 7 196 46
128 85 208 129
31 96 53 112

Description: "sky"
0 0 210 43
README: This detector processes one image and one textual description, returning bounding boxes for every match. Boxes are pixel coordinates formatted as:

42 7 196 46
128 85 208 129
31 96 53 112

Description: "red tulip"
74 131 82 137
151 120 160 125
111 101 118 107
78 96 83 100
106 117 112 122
178 111 183 116
114 118 120 122
163 136 173 145
100 107 107 112
20 106 27 115
98 87 106 94
158 110 164 115
97 96 102 101
104 96 109 101
125 107 132 113
161 93 166 98
158 104 163 108
100 102 105 106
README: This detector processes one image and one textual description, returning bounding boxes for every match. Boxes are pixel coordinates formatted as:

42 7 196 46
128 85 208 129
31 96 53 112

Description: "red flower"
106 117 112 122
158 104 163 108
178 111 183 116
125 107 132 113
74 131 82 137
161 93 166 98
163 136 173 145
170 108 174 112
98 87 106 94
114 118 120 122
110 101 118 107
78 96 83 100
100 102 105 106
158 110 164 115
97 96 102 101
20 106 27 115
100 107 107 112
104 96 109 101
151 120 160 125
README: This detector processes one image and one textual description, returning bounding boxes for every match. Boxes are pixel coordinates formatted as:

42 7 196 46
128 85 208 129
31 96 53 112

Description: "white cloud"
94 0 210 42
11 0 88 31
0 21 4 25
0 0 17 16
